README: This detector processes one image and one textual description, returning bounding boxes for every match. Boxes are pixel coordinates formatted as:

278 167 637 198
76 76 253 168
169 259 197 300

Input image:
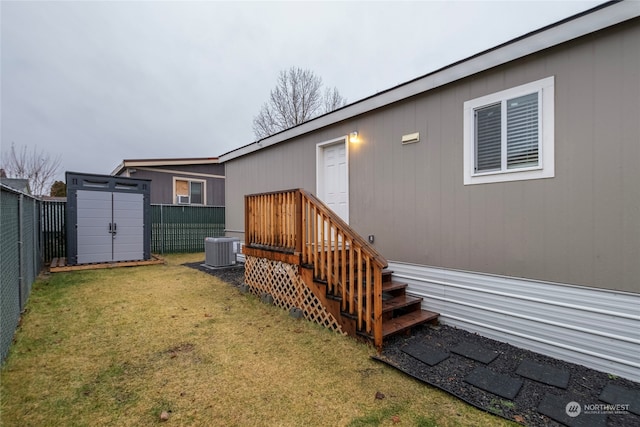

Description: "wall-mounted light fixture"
349 131 359 143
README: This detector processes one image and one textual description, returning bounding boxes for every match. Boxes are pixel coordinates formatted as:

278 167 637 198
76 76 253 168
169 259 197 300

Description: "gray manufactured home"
220 2 640 381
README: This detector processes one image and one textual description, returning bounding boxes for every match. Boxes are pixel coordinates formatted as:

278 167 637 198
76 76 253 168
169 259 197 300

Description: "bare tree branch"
252 67 347 139
323 87 347 114
1 143 61 196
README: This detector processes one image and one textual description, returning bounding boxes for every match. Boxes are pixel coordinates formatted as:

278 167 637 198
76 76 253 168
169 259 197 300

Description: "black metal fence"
41 201 66 261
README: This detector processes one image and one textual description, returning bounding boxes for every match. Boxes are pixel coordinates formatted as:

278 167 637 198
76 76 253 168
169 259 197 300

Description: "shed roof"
220 0 639 163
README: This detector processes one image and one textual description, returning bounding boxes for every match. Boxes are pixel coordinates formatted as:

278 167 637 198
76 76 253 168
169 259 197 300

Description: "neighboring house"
111 158 224 206
0 178 31 194
220 2 640 381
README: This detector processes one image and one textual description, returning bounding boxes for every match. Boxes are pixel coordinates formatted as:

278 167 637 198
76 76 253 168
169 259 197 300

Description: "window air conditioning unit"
177 195 190 204
205 237 240 267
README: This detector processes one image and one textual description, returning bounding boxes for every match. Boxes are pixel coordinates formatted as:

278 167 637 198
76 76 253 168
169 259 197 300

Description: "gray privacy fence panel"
152 205 225 254
20 196 39 308
1 190 21 362
1 186 42 362
41 201 66 262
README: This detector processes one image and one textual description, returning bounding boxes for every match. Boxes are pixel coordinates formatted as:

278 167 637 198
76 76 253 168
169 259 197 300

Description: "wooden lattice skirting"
245 255 345 335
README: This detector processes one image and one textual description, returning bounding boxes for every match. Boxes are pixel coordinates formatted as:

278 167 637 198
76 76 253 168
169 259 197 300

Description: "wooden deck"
49 255 165 272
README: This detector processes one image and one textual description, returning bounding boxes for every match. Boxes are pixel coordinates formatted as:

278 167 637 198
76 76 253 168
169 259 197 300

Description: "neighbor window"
175 179 205 205
463 76 555 185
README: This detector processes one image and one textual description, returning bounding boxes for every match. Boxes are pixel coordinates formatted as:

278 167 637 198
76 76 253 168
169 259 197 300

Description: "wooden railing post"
373 265 383 349
365 258 372 333
245 194 251 246
295 190 302 254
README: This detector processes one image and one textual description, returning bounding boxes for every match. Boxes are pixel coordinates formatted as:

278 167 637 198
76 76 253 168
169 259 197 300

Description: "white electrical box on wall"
401 132 420 145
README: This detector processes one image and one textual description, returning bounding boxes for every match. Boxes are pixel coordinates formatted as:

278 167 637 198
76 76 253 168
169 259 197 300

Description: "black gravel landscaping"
187 262 640 427
185 262 246 288
375 326 640 427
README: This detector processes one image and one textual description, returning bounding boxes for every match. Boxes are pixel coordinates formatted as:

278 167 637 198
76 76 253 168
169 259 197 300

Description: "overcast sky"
1 0 602 183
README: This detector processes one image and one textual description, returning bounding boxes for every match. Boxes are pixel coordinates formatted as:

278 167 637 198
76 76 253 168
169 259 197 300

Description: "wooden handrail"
298 189 387 268
245 189 387 348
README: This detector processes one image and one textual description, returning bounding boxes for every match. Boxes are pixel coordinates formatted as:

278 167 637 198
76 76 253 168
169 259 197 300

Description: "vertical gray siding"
224 19 639 294
225 130 343 232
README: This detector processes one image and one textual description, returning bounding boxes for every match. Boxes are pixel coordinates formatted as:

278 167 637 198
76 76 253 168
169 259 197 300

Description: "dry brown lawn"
0 253 515 426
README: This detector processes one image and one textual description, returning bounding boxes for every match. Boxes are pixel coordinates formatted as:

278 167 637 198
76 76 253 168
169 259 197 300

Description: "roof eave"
110 157 220 176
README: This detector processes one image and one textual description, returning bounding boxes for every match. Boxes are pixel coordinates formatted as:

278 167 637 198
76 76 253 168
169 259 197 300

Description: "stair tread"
382 281 408 292
382 310 439 337
382 294 423 312
305 258 436 345
382 269 394 283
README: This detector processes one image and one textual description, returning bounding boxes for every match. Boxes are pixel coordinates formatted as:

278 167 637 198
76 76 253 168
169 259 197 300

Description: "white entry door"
317 138 349 223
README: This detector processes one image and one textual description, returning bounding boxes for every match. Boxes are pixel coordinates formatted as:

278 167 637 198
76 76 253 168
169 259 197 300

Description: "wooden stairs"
299 257 439 347
379 271 439 339
244 188 439 349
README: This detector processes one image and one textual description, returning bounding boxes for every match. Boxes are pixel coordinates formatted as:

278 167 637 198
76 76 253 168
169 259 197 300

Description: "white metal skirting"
388 261 640 382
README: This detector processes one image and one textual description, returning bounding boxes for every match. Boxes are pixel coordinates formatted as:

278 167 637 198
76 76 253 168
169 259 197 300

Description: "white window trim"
172 177 207 205
463 76 555 185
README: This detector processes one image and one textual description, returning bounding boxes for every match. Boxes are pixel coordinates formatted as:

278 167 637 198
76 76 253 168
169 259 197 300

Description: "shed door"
76 190 113 264
112 192 144 262
76 190 145 264
317 139 349 223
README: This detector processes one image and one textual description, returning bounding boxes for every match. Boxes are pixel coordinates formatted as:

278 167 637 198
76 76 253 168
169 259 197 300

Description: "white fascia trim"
219 1 639 163
111 158 219 175
110 162 126 176
126 159 219 167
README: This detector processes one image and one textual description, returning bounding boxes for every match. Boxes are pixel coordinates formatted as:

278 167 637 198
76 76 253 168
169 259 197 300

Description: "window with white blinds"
475 103 502 172
507 92 539 169
464 76 554 185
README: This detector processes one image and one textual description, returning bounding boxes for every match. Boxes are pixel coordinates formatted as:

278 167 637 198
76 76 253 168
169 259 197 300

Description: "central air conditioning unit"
204 237 240 267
